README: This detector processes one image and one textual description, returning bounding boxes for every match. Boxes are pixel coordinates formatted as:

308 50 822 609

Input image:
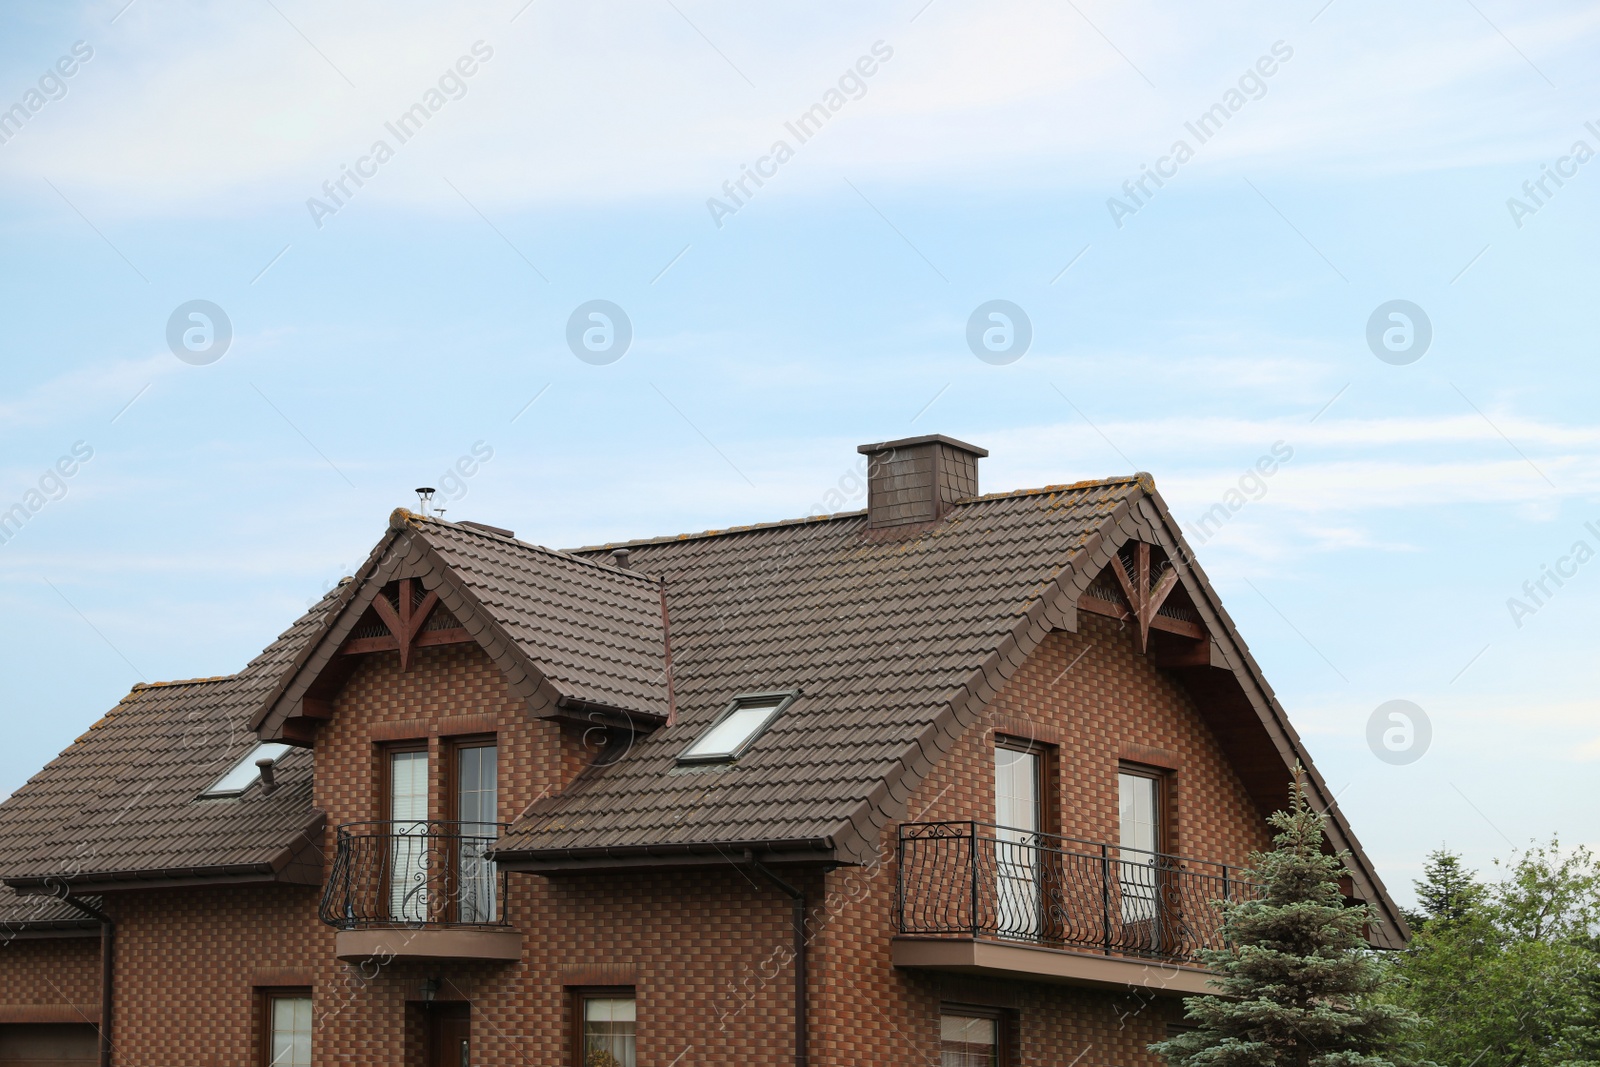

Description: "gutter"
53 890 112 1067
746 852 808 1067
490 836 836 873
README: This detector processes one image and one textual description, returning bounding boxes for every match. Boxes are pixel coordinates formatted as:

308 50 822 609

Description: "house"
0 434 1406 1066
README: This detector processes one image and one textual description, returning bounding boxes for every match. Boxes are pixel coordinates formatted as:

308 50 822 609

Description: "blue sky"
3 0 1598 906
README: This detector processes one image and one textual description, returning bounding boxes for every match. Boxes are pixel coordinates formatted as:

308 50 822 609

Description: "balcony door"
388 748 429 923
1117 768 1162 936
993 743 1041 938
452 742 498 923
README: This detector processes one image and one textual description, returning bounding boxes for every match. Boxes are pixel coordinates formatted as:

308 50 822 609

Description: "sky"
2 0 1598 908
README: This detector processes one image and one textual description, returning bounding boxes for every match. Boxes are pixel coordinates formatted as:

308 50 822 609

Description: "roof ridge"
395 509 660 585
566 474 1147 553
130 675 236 691
956 474 1145 505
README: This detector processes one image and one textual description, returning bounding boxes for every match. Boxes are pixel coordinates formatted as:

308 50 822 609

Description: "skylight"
678 692 796 763
201 742 292 797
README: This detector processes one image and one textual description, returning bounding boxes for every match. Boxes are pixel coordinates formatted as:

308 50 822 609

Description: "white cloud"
5 0 1598 214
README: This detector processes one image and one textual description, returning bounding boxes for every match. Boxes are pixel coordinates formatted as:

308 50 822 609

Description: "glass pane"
457 745 499 923
583 997 637 1067
1119 772 1157 853
389 751 430 922
1118 772 1160 926
940 1014 996 1067
994 747 1039 833
269 996 312 1067
682 700 782 759
202 742 292 796
994 747 1041 938
391 751 429 822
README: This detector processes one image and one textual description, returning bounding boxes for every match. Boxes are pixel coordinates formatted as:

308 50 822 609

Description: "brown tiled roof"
251 512 670 738
496 477 1142 862
0 597 333 890
0 468 1406 945
418 518 670 716
0 883 100 935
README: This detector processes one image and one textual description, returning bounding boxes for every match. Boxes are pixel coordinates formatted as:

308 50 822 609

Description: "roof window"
201 742 292 797
677 692 796 763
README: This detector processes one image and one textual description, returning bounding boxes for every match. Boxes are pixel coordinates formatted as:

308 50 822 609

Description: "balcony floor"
335 927 522 963
891 936 1218 996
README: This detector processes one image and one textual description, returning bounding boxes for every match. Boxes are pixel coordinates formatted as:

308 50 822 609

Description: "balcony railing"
320 820 510 930
896 821 1257 964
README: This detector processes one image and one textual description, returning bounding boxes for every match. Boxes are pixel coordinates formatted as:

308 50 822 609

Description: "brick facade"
1 615 1273 1064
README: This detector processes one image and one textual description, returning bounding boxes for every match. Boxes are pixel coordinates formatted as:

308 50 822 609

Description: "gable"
250 510 672 746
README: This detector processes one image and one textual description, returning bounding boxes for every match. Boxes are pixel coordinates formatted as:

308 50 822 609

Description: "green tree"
1407 851 1487 932
1392 842 1600 1067
1151 773 1418 1067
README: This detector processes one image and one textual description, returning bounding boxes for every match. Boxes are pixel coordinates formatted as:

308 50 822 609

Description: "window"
677 691 796 763
202 742 292 797
260 989 312 1067
452 741 498 923
572 990 636 1067
387 746 430 922
1118 766 1166 930
994 742 1042 938
941 1011 1001 1067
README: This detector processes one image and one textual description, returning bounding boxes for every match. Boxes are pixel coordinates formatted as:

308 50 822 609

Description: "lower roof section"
891 936 1219 998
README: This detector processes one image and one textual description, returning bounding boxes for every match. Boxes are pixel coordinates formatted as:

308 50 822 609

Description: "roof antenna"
415 487 436 517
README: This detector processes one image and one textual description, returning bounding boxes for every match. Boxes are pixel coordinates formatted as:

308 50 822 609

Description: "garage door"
0 1024 98 1066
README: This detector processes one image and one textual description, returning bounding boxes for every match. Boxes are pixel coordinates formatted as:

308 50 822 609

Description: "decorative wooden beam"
339 626 474 657
301 696 335 720
1151 638 1211 670
1111 542 1174 653
362 579 445 670
1079 595 1206 640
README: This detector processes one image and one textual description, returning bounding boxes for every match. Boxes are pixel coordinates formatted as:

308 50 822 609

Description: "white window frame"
676 691 798 764
200 742 293 798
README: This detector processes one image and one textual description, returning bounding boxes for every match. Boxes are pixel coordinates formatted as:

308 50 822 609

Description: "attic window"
678 692 797 764
201 742 292 797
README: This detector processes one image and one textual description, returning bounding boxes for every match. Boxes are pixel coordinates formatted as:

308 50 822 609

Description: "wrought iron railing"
319 820 510 929
896 821 1257 963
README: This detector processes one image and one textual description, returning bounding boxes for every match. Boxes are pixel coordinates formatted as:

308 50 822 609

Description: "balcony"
894 822 1256 995
320 820 521 963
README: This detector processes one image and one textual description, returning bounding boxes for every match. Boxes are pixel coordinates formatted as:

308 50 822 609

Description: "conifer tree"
1410 850 1486 931
1150 771 1417 1067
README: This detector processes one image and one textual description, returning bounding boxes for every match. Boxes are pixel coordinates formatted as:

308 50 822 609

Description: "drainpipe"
746 852 807 1067
54 891 112 1067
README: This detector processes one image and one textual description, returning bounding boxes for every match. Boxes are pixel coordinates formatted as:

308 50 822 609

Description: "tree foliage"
1151 774 1418 1067
1391 841 1600 1067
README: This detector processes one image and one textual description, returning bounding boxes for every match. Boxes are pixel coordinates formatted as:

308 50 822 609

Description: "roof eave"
491 835 839 874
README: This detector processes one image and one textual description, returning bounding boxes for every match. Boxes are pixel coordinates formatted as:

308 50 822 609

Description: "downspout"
746 852 807 1067
55 891 112 1067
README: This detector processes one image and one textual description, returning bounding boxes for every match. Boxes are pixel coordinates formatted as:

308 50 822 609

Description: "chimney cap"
856 433 988 458
611 548 632 569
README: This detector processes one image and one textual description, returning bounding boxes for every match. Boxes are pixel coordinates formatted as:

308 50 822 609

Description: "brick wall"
0 935 100 1016
106 884 324 1066
808 614 1274 1067
308 641 802 1065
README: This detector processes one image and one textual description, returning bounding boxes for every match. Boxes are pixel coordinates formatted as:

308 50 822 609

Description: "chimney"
856 434 988 530
611 548 631 569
